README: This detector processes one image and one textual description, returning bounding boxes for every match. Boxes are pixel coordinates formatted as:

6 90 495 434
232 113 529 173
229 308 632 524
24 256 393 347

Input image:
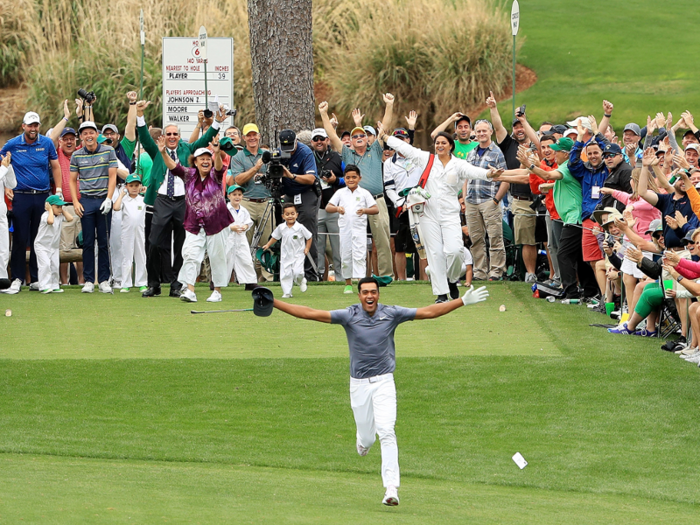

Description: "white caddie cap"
563 128 579 139
311 128 328 139
566 117 592 132
193 147 213 158
78 121 98 133
23 112 41 125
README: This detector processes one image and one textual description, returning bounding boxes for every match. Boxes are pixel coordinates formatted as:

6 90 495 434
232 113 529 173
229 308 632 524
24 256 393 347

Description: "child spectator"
326 165 378 294
35 195 73 293
114 174 147 293
225 184 257 288
262 202 312 298
0 153 17 285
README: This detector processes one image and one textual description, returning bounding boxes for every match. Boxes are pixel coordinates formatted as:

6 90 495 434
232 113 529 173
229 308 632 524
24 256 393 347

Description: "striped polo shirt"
70 144 117 198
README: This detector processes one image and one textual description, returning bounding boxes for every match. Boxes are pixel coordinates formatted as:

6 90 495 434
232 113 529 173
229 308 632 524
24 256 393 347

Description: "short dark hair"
434 131 455 153
358 277 379 292
344 164 361 176
540 121 553 127
540 136 556 145
282 202 298 212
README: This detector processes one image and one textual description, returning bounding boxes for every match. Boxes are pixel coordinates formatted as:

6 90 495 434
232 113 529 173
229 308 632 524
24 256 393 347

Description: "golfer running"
272 277 489 506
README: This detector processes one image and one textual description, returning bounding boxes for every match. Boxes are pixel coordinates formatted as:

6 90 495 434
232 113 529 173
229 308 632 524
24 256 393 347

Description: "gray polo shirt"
69 144 117 198
330 303 416 379
341 141 385 197
229 147 270 200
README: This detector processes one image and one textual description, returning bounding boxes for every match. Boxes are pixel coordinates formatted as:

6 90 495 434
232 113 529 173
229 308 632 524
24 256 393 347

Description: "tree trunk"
247 0 315 147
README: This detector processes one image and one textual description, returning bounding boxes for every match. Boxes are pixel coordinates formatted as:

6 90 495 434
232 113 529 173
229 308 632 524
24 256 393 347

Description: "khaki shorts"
59 204 82 251
510 197 536 246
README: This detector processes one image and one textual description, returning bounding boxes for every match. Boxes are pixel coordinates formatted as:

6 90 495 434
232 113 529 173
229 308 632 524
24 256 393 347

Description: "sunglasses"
311 136 326 142
688 241 696 246
165 132 179 137
603 153 618 158
352 134 366 139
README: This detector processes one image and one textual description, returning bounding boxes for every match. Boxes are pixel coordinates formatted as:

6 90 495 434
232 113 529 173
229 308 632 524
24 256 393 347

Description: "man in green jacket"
135 100 230 297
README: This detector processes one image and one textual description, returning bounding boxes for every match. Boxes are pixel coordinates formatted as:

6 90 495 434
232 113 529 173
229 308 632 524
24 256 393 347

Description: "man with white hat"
0 111 62 294
69 120 118 293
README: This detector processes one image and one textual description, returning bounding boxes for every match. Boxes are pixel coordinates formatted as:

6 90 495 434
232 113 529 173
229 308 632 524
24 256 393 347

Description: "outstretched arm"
415 286 489 319
486 91 507 144
273 299 332 323
319 101 343 153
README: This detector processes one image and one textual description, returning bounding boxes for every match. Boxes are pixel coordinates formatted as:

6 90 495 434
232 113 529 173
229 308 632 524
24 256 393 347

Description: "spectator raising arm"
319 101 343 154
49 100 72 149
637 150 659 206
430 112 463 140
376 93 395 148
485 90 507 144
124 91 138 143
599 100 614 137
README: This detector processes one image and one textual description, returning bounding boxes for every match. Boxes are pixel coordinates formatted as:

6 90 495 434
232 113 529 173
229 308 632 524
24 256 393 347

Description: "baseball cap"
549 137 574 152
340 130 351 139
681 230 697 245
683 129 697 139
125 174 141 184
193 147 213 158
251 286 275 317
255 249 279 275
645 218 663 235
23 111 41 125
60 127 77 137
350 126 365 136
603 143 623 156
242 123 259 135
46 194 67 207
551 125 568 135
566 117 592 132
78 121 98 132
592 206 622 227
101 124 118 134
219 136 236 153
685 144 700 154
563 128 578 139
227 184 244 194
311 128 328 139
279 129 296 152
363 125 377 136
623 123 641 136
455 114 471 126
392 128 409 138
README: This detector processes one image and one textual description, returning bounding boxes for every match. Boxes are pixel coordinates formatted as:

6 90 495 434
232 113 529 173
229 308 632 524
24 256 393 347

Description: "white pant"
350 373 400 488
339 224 367 280
421 217 463 296
121 223 147 288
280 253 305 295
226 233 257 285
178 228 229 288
36 246 59 291
0 213 9 280
110 205 122 285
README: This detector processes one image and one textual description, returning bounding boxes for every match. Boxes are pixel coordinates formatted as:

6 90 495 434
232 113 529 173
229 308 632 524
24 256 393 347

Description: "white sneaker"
29 282 40 291
207 290 222 302
282 293 293 298
525 273 537 283
356 440 369 457
680 347 698 357
685 353 700 364
180 289 197 302
112 281 121 289
382 486 399 506
300 278 308 292
52 288 64 293
98 281 112 294
41 288 52 294
82 282 95 293
120 288 130 293
2 279 21 294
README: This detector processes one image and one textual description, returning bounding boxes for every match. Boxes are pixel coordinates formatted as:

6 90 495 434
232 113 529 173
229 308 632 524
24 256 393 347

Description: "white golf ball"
499 304 506 312
5 309 11 317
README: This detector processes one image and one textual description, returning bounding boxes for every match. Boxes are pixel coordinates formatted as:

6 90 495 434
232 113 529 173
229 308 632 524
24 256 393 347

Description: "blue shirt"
0 133 58 191
568 137 609 221
653 193 699 248
330 303 416 379
282 142 318 196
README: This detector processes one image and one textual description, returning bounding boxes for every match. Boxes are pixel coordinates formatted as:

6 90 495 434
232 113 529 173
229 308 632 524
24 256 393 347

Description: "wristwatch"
493 198 500 205
529 163 536 171
677 275 684 283
292 174 297 180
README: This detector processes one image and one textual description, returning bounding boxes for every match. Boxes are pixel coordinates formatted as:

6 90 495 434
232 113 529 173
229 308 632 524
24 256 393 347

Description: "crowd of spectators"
2 89 700 355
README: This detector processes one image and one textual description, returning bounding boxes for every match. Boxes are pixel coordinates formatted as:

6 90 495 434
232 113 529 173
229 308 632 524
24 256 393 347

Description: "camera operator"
230 123 273 282
278 129 321 282
311 128 344 280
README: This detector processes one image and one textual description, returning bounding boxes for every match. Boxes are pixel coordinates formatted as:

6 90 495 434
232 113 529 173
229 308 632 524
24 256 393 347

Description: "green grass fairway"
487 0 700 128
0 282 560 358
2 281 700 522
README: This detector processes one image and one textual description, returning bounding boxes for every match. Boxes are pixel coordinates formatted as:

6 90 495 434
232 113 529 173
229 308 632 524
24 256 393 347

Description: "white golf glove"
462 285 489 306
99 197 112 214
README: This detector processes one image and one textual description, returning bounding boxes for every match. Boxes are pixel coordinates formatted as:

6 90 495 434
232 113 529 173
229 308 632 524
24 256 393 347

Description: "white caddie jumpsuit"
0 164 17 280
226 204 257 284
120 194 147 288
328 187 377 280
386 136 488 296
270 221 312 295
34 211 63 291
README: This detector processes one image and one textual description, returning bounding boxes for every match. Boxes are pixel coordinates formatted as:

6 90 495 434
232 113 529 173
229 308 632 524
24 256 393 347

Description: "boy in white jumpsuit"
113 174 147 292
35 195 74 293
225 184 257 286
0 153 17 282
109 158 131 288
262 202 312 298
326 165 378 294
